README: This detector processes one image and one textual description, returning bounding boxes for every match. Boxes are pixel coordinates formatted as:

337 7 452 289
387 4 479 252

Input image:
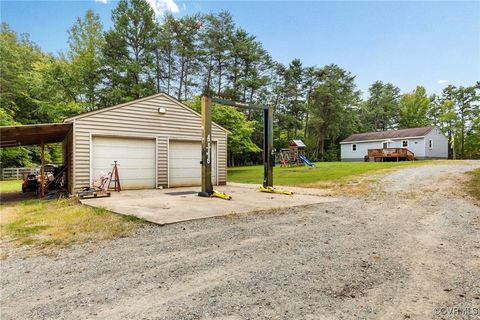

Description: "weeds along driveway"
1 161 479 320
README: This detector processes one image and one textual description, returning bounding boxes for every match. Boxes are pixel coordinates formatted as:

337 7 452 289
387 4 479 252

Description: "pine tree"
102 0 157 104
361 81 400 131
454 83 480 159
307 64 360 160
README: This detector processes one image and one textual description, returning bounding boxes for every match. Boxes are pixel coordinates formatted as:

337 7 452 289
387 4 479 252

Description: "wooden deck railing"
368 148 415 161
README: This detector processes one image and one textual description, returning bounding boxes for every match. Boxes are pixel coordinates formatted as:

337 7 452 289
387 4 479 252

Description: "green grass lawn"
0 180 22 193
0 179 143 255
228 161 432 186
0 198 143 252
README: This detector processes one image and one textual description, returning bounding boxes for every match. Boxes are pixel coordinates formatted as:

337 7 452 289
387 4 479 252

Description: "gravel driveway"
2 161 480 320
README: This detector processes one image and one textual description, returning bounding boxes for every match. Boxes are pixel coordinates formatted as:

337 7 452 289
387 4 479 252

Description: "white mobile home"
340 126 448 161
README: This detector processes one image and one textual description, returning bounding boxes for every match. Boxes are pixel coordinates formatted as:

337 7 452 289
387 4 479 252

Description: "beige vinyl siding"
68 94 228 190
62 128 74 193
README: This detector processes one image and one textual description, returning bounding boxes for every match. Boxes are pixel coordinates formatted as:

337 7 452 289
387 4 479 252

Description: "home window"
352 144 357 152
402 140 408 148
429 139 433 149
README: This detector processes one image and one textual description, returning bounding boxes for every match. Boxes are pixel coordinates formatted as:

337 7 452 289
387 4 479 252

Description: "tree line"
1 0 479 167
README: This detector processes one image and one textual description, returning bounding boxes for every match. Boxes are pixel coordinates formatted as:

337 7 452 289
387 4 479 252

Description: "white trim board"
340 136 427 144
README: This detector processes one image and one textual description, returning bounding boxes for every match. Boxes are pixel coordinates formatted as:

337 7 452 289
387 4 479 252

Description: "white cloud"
437 80 448 84
146 0 180 17
94 0 180 17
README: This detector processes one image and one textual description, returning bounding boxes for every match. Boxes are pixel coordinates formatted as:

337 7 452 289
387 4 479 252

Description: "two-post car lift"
198 95 292 200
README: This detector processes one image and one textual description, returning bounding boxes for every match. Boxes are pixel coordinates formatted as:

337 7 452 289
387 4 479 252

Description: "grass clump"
466 168 480 202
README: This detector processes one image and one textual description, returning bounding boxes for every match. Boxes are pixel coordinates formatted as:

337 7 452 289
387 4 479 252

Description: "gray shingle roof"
341 126 435 143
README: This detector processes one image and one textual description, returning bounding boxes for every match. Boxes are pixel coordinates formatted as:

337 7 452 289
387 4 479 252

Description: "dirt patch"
1 161 479 319
0 191 37 204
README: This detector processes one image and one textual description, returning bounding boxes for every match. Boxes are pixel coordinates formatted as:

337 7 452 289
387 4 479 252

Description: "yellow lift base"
211 190 232 200
259 185 293 195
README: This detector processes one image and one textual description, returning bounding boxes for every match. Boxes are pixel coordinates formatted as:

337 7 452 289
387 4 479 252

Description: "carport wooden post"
200 95 213 196
40 142 45 198
263 106 273 187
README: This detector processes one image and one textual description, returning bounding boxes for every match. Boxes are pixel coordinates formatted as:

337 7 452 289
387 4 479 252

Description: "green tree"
398 86 430 128
464 115 480 159
200 12 234 95
303 66 323 138
0 108 33 167
68 10 104 111
225 28 270 104
277 59 305 139
427 94 442 126
0 23 44 124
102 0 157 104
27 55 82 122
453 83 480 159
157 15 177 95
1 24 82 167
166 14 203 101
187 97 260 165
361 81 400 131
307 64 360 160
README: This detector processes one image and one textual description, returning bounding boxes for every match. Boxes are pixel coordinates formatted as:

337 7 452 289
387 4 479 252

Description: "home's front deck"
368 148 415 162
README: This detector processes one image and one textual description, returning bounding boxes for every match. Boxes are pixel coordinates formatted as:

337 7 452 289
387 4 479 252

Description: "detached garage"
64 93 228 191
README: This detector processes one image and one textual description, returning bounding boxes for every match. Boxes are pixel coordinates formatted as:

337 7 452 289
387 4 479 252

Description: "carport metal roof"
0 123 72 147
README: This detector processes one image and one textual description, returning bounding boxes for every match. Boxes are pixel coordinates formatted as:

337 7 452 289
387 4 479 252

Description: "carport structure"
0 123 73 197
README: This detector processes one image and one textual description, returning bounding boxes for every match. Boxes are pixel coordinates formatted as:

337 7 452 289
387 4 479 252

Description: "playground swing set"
277 139 315 167
197 95 293 200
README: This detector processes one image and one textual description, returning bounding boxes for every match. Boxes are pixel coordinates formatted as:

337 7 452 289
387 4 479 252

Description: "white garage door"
92 136 156 189
169 140 217 187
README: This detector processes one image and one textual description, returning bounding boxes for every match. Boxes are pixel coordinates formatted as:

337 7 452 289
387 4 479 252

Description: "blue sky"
1 0 479 96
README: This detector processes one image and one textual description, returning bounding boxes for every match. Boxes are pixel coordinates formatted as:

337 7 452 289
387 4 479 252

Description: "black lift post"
198 95 273 197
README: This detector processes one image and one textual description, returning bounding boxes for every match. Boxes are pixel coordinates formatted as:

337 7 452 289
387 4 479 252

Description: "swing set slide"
298 154 315 167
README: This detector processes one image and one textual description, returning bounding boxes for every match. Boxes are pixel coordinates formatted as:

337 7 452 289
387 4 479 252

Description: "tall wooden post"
199 95 213 196
263 106 274 187
40 142 45 198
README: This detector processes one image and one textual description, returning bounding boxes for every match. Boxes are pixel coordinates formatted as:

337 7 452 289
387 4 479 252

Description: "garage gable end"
64 93 229 134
